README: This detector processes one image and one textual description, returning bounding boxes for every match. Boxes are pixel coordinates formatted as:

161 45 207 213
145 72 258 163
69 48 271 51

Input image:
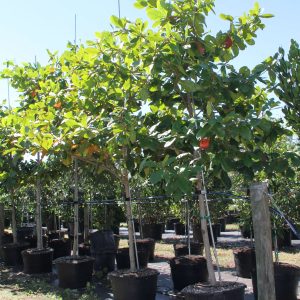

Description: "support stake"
250 182 276 300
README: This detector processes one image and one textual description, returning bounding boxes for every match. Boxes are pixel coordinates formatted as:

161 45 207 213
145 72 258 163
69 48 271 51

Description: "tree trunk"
73 158 79 256
36 156 43 249
0 203 4 255
196 172 216 284
123 171 136 271
10 191 18 244
250 182 276 300
84 204 89 243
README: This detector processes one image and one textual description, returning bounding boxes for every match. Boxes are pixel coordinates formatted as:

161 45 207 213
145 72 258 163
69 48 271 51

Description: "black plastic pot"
181 281 246 300
275 227 292 248
226 213 239 224
116 247 148 269
111 225 120 235
173 242 204 257
49 239 71 259
2 243 30 266
239 225 253 239
218 218 226 232
141 223 163 241
109 268 159 300
114 234 120 250
17 227 34 242
208 224 219 243
25 235 48 248
192 224 203 243
1 232 13 245
4 218 10 228
192 224 218 245
48 231 60 241
133 219 139 233
170 255 208 291
174 222 186 235
90 230 116 272
22 248 53 274
233 247 255 278
252 262 300 300
78 243 91 256
53 256 95 289
166 218 180 230
136 238 155 261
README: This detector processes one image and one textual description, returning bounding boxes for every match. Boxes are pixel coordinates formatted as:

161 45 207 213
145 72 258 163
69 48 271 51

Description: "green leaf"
260 14 274 18
239 125 251 140
164 137 176 148
219 14 234 21
146 8 166 21
110 15 124 28
150 170 164 184
180 80 202 92
134 0 148 9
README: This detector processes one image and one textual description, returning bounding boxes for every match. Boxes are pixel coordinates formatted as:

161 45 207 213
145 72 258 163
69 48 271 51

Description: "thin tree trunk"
196 173 216 284
36 153 43 249
10 191 18 244
84 204 89 243
0 203 4 256
73 158 79 256
123 170 136 271
186 92 216 284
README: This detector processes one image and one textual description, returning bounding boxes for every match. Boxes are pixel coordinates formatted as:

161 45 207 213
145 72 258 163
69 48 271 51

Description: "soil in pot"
22 248 53 274
252 262 300 300
174 222 186 235
181 281 246 300
136 238 155 261
141 223 163 241
169 255 208 291
2 243 30 266
233 247 255 278
116 247 148 269
53 255 95 289
109 267 159 300
49 239 71 259
173 242 204 257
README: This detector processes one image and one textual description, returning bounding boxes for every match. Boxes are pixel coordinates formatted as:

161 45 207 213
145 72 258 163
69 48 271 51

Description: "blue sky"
0 0 299 108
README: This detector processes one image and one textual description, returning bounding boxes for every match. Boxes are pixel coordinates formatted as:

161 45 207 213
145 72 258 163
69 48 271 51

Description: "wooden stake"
250 182 276 300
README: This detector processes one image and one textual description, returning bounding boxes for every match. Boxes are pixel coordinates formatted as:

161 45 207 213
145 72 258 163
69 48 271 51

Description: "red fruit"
53 101 62 109
199 137 210 150
30 90 37 98
196 42 206 55
224 35 233 49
